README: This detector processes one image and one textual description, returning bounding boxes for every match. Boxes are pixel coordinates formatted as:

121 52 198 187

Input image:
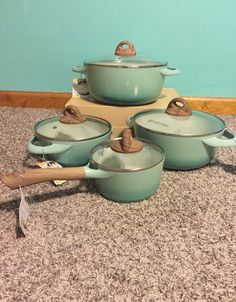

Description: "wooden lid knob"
111 129 143 153
59 105 86 124
165 97 192 116
115 41 136 57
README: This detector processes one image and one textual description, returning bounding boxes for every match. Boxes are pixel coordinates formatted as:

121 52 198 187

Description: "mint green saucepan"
1 130 165 203
128 98 236 170
72 40 179 105
27 106 112 167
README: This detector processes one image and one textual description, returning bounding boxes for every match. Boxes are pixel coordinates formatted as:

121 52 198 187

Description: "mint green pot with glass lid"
2 129 165 203
128 98 236 170
27 105 112 167
72 40 179 105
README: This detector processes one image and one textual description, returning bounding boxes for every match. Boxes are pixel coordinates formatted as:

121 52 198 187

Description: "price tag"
30 160 67 186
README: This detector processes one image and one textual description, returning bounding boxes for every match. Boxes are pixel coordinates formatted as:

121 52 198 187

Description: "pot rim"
83 60 168 69
131 109 226 138
34 116 112 142
89 138 165 172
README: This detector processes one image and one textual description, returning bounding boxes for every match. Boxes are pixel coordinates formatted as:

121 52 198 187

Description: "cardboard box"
66 87 179 137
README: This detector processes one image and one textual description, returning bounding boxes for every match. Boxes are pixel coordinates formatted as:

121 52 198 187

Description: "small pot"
27 105 112 167
72 40 179 105
128 98 236 170
1 129 165 203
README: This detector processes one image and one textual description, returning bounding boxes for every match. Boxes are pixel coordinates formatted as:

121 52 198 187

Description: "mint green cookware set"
1 41 236 202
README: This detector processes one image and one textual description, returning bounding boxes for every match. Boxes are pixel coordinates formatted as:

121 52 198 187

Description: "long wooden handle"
0 167 86 190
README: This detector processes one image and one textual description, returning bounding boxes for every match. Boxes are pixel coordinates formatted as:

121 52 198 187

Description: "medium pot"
27 106 112 167
128 98 236 170
1 129 165 203
72 40 179 105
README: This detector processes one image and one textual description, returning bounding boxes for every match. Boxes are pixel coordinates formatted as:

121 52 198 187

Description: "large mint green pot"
128 99 236 170
73 65 179 105
27 114 112 167
72 40 179 105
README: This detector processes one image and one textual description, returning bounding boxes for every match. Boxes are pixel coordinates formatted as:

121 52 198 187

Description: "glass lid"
84 40 166 68
85 57 166 68
133 99 225 137
35 116 111 141
91 137 165 172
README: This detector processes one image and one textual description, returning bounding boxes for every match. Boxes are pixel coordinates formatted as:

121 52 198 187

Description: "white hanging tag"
19 186 30 236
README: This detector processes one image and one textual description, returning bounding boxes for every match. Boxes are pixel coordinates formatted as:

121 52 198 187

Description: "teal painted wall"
1 0 236 96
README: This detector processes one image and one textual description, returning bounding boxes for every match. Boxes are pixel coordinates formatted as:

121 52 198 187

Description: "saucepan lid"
35 105 112 141
132 98 225 137
90 129 165 172
84 40 167 69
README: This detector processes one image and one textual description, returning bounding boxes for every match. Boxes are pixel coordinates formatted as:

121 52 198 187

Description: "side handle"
160 67 180 77
72 66 87 73
203 130 236 147
27 137 72 154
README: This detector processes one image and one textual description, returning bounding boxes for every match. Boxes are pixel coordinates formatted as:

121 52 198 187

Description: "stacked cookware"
1 41 236 202
72 40 179 106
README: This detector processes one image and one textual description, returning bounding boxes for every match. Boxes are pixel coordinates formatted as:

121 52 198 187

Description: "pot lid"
35 106 111 141
90 129 165 172
133 98 225 137
84 40 166 68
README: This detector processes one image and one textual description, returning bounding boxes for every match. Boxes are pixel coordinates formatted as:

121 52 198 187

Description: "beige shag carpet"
0 107 236 302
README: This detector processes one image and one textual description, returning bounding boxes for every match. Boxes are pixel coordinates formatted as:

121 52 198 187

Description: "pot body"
87 162 164 202
133 125 221 170
27 132 112 167
76 65 179 105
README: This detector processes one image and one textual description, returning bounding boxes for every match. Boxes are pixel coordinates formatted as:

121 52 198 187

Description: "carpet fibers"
0 107 236 302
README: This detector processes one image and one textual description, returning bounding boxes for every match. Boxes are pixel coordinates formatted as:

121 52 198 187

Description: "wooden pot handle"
115 40 136 57
165 97 192 116
121 128 133 152
0 167 86 190
59 105 86 124
111 128 143 153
